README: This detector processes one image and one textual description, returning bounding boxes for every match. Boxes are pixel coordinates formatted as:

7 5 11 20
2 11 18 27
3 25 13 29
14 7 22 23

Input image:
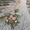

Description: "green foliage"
4 13 10 16
14 14 20 18
2 0 6 3
0 0 6 3
14 9 19 13
0 9 20 30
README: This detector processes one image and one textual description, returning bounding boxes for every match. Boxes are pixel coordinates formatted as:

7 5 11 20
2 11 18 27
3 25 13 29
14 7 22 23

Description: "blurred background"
26 0 30 14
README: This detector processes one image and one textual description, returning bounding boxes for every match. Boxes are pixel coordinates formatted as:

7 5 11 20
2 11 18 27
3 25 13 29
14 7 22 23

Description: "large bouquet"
0 9 20 30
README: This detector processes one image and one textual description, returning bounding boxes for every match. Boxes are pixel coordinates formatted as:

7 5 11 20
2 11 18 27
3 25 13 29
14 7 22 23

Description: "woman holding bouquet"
0 0 30 30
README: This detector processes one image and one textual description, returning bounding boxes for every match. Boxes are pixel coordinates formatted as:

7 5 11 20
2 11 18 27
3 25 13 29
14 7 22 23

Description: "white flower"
16 13 18 14
15 20 17 23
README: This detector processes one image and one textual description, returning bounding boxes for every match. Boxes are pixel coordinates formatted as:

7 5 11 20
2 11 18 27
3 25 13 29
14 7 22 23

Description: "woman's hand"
12 0 20 11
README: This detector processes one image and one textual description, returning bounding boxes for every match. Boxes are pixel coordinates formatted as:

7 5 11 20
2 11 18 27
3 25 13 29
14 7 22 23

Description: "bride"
14 0 30 30
0 0 30 30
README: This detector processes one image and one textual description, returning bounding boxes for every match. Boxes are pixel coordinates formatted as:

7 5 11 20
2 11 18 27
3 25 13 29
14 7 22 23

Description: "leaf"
16 20 20 24
0 15 5 19
4 13 10 17
14 14 20 18
14 9 19 13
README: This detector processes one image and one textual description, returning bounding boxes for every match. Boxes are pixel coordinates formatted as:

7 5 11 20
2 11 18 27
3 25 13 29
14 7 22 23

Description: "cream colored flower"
15 20 17 23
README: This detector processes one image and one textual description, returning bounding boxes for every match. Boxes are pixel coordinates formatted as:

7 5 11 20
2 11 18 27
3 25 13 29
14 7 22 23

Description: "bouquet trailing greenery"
0 9 20 30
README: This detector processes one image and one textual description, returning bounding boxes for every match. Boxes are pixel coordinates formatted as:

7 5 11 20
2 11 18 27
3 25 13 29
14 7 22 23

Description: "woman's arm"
12 0 20 11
